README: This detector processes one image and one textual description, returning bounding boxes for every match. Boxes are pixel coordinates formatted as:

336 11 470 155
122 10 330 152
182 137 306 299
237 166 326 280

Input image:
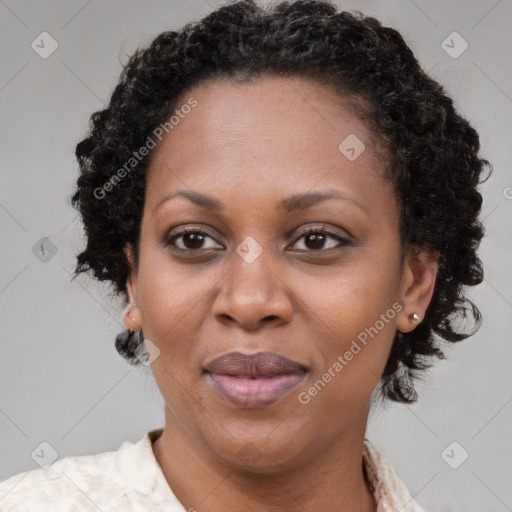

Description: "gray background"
1 0 511 510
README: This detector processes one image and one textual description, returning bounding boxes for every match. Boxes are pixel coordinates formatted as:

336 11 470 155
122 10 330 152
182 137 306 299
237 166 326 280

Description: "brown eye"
165 228 222 251
291 228 350 251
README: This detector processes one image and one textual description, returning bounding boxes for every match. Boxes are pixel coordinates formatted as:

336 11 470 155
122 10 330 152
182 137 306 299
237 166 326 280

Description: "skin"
123 76 438 512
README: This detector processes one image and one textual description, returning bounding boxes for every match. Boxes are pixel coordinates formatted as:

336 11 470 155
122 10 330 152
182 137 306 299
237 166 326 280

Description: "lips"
203 351 307 377
203 351 308 407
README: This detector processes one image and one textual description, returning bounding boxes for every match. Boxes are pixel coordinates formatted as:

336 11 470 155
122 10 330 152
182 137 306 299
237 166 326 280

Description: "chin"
203 428 311 475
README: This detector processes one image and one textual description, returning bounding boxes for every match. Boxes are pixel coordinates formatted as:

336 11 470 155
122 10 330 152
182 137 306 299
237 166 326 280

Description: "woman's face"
125 76 436 470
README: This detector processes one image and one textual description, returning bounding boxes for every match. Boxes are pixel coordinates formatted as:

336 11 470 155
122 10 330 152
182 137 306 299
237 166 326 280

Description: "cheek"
137 235 219 328
135 245 212 377
292 255 400 405
295 250 400 339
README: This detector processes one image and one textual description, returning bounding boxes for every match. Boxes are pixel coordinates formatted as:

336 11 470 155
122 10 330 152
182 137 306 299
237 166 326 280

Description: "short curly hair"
70 0 490 403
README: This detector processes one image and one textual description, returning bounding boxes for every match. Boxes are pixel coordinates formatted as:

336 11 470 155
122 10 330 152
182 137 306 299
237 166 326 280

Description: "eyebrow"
154 188 370 216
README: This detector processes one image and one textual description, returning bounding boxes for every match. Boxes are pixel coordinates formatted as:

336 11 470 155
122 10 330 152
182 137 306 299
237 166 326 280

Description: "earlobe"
122 275 141 331
122 301 141 331
396 246 439 334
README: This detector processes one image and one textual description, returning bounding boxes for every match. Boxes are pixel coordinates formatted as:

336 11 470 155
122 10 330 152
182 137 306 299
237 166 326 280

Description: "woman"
0 0 489 510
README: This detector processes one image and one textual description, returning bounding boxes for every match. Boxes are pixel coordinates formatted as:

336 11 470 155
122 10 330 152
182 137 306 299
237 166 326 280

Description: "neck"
152 406 376 512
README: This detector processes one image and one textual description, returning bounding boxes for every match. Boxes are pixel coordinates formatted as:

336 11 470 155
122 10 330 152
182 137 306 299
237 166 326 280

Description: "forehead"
144 76 393 215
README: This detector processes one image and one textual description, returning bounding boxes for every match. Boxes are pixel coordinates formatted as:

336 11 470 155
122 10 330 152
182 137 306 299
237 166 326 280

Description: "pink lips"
203 351 308 407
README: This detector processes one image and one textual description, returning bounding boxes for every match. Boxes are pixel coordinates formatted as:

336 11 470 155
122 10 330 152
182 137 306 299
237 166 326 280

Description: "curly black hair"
70 0 491 403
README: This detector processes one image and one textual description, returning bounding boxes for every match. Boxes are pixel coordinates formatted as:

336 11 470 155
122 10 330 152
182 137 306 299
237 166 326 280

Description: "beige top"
0 428 426 511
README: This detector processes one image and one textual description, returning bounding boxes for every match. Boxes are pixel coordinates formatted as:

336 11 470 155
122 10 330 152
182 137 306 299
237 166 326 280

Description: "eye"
164 227 222 251
290 227 351 251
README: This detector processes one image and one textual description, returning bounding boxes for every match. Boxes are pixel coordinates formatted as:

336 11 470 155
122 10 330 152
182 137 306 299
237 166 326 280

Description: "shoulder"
0 439 138 512
363 439 428 512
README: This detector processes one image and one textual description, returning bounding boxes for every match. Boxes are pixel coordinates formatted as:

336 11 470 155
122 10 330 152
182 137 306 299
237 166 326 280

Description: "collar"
363 438 426 511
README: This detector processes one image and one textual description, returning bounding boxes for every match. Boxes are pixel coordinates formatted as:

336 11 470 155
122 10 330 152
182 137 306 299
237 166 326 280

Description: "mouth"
203 351 308 408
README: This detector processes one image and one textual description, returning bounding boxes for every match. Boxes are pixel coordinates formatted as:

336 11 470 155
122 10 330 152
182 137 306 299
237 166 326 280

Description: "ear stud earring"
410 313 420 321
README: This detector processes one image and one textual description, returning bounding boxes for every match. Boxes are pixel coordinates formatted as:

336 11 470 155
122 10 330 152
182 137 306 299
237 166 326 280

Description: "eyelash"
164 226 351 253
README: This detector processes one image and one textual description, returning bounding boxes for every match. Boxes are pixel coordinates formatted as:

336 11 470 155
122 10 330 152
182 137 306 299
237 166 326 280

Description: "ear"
122 243 141 331
396 245 439 333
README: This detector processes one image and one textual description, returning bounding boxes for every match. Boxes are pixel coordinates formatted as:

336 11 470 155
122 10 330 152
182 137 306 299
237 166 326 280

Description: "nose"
211 249 293 330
